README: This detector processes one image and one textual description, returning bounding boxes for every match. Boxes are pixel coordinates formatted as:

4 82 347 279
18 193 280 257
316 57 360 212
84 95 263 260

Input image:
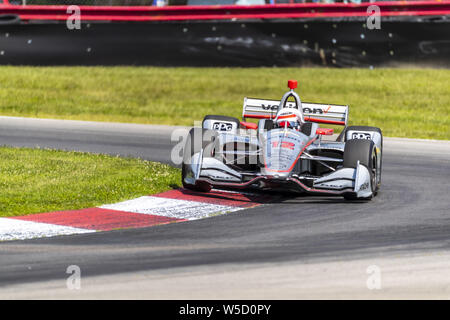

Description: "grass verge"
0 67 448 140
0 146 181 217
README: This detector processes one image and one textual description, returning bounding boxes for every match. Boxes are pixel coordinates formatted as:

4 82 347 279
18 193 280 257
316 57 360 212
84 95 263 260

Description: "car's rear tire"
342 139 378 200
181 128 216 192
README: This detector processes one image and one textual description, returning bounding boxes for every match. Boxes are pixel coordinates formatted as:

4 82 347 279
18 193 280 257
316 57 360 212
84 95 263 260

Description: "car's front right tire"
342 139 379 200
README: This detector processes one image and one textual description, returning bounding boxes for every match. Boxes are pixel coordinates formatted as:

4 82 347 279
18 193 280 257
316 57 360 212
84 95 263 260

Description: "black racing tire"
181 128 216 192
342 139 378 200
346 126 383 192
202 115 240 129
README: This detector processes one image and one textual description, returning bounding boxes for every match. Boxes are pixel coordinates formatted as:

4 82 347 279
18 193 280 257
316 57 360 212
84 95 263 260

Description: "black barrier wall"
0 16 449 67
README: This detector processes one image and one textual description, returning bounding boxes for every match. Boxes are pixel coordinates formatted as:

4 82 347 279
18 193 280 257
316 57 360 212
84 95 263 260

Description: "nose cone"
288 80 297 90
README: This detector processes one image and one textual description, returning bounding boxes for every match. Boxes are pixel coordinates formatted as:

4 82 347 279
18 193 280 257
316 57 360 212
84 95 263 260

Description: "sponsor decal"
234 136 251 143
303 105 332 114
261 104 331 114
351 132 372 140
316 183 344 189
206 173 237 181
261 104 279 111
213 122 233 131
360 182 369 190
271 141 295 150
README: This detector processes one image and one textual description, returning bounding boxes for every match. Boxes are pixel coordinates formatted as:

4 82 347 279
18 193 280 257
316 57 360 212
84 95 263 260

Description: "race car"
182 80 382 200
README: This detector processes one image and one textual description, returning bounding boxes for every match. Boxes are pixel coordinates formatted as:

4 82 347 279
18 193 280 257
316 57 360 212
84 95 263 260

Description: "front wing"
185 154 373 198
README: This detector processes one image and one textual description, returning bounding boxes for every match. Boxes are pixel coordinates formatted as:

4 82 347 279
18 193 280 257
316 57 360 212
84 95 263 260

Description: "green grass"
0 146 181 217
0 67 448 140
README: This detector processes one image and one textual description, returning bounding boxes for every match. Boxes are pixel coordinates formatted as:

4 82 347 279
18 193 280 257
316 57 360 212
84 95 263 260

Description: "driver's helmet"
276 113 301 130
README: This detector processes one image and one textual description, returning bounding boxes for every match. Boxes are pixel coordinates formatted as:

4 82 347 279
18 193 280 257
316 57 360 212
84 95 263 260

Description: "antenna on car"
287 79 297 91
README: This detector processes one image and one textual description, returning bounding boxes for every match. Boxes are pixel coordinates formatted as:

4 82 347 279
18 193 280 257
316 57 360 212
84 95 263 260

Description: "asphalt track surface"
0 116 449 297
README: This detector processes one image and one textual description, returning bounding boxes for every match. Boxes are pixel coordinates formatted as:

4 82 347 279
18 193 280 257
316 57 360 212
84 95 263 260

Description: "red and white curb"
0 189 277 241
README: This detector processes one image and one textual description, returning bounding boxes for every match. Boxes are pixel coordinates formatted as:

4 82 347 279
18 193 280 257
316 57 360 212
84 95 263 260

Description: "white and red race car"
182 80 382 200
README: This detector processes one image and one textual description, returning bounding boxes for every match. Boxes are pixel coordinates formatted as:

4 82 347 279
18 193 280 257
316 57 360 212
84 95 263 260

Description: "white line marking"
0 218 95 241
100 196 241 220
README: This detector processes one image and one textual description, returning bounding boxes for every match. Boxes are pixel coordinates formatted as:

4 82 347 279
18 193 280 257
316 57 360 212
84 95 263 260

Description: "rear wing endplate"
242 98 349 126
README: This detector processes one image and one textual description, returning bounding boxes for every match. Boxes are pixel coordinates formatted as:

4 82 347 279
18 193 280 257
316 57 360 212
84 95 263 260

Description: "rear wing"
242 98 349 126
